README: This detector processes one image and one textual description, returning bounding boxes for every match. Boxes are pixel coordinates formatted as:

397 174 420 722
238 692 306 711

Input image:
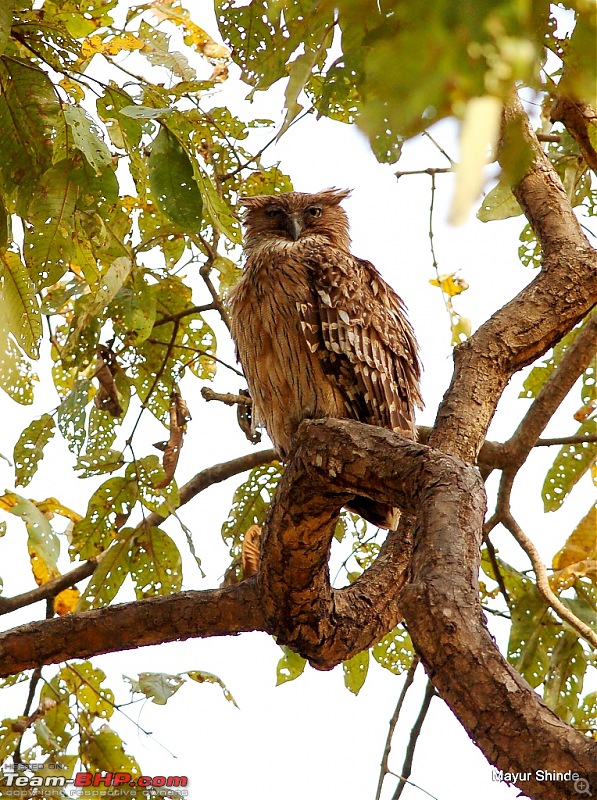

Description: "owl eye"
307 206 322 218
266 207 282 219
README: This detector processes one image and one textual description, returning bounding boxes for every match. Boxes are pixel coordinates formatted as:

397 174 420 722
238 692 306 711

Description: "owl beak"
286 213 303 241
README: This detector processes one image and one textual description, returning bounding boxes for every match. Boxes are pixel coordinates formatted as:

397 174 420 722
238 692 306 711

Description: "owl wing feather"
298 249 422 436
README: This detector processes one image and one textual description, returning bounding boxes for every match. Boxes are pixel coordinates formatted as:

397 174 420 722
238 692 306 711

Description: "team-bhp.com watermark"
1 763 189 796
492 769 595 796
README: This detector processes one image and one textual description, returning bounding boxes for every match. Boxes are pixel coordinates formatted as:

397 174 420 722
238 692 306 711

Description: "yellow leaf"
0 493 18 512
30 551 59 586
549 559 597 592
450 313 472 346
35 497 82 523
429 273 469 297
450 96 503 225
81 33 144 59
54 587 81 616
149 3 230 59
552 505 597 569
58 77 85 103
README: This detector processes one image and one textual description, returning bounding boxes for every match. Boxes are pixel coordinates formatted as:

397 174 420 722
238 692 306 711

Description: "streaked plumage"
228 189 422 529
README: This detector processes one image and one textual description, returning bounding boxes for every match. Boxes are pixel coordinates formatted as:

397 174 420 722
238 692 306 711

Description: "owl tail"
346 497 400 530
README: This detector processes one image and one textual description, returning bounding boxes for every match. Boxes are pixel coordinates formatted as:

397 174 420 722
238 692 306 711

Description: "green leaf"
96 84 143 152
23 158 78 288
0 322 37 404
129 526 182 598
119 104 172 120
63 105 113 175
193 164 241 243
0 250 42 358
13 413 56 487
0 58 61 212
343 649 369 695
137 19 195 80
0 2 14 56
0 719 22 763
56 378 92 454
85 725 140 776
148 126 203 232
62 257 133 363
109 271 157 344
372 625 414 675
542 632 586 722
2 491 59 572
520 323 585 399
542 420 597 511
126 455 179 516
221 462 282 574
75 449 124 478
477 178 523 222
276 645 307 686
71 478 138 558
76 532 132 610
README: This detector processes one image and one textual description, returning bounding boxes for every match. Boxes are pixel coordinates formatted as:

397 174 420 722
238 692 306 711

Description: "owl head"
239 188 352 253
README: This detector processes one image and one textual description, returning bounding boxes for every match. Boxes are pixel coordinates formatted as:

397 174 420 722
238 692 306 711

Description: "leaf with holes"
0 250 42 358
130 526 182 598
542 420 597 511
148 126 203 233
343 649 369 695
14 413 56 487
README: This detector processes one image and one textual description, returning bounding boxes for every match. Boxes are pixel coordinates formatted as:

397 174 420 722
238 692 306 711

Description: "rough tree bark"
0 97 596 800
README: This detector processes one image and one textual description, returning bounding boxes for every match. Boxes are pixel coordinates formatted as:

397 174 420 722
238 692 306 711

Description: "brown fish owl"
228 189 422 529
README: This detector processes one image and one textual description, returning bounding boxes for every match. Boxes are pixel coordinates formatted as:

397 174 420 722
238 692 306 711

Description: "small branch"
153 304 216 328
375 657 420 800
201 387 251 406
501 512 597 650
536 133 562 143
534 433 597 447
391 679 437 800
550 95 597 172
395 166 452 179
0 450 276 616
0 561 98 616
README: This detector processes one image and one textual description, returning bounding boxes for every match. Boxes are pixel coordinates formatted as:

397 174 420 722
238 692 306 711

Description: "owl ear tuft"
320 187 352 206
238 196 261 208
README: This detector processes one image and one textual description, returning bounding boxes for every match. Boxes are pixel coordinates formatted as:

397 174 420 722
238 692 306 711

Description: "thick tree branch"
0 581 264 676
550 95 597 173
431 96 596 462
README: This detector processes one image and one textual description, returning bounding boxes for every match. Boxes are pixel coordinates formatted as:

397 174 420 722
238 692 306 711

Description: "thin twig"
375 657 420 800
391 679 437 800
153 303 217 327
201 387 251 406
501 511 597 650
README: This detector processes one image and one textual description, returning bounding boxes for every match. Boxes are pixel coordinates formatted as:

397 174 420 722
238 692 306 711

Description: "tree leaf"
76 531 133 610
125 672 185 705
23 158 78 288
71 477 138 558
372 625 414 675
63 105 113 175
0 250 42 358
129 526 182 598
450 96 503 225
276 645 307 686
186 670 238 707
56 378 92 455
542 420 597 511
343 649 369 695
148 126 203 232
477 178 523 221
552 505 597 570
75 449 124 478
13 413 56 488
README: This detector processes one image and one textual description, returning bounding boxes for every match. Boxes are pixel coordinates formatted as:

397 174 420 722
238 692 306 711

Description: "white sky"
0 4 594 800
